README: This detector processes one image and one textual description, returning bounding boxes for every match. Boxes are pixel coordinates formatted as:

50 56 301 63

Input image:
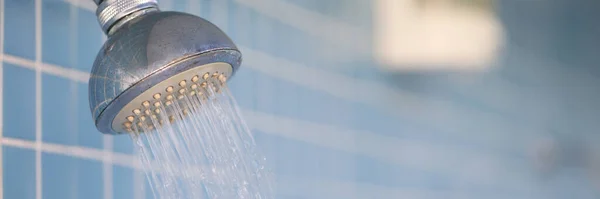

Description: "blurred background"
1 0 600 198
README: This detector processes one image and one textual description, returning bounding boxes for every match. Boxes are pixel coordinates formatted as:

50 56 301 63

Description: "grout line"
1 137 136 169
103 135 114 199
0 0 4 198
2 54 88 83
42 61 89 82
2 137 195 177
34 0 42 198
1 54 35 69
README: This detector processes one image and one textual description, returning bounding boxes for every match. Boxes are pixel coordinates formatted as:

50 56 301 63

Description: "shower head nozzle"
89 0 242 134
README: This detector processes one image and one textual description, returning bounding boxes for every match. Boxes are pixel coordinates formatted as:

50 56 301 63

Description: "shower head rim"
94 49 242 134
110 61 232 133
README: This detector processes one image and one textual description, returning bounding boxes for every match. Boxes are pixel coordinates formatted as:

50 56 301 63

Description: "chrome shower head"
89 0 242 134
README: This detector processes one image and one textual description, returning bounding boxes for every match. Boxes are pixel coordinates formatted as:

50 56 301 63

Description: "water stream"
129 80 274 199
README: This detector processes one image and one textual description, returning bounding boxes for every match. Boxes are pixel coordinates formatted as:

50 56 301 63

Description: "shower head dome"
89 8 241 134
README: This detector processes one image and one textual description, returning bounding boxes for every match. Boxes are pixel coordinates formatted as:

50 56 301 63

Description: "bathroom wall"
1 0 599 199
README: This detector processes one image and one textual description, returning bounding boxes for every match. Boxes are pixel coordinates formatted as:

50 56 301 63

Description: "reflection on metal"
374 0 504 71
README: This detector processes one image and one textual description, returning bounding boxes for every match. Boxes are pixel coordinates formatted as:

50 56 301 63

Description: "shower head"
89 0 242 134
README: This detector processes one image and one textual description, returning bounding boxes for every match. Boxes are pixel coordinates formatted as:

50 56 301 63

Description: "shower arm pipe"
93 0 161 35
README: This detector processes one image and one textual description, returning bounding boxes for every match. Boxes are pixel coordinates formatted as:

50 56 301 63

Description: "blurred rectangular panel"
374 0 504 71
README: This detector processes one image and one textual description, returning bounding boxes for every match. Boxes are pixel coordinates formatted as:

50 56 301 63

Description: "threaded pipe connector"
96 0 159 34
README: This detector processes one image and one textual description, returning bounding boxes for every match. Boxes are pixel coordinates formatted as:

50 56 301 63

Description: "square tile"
4 0 36 59
42 152 103 199
254 72 276 114
268 19 315 66
253 13 275 52
42 73 78 145
42 0 75 68
3 146 36 199
3 63 36 141
273 76 300 118
76 8 103 72
113 165 134 199
77 82 104 149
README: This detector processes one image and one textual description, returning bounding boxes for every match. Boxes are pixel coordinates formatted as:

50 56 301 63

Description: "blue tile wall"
42 0 74 68
3 63 36 141
42 73 78 145
2 0 600 199
4 0 36 60
113 166 135 199
42 152 104 199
